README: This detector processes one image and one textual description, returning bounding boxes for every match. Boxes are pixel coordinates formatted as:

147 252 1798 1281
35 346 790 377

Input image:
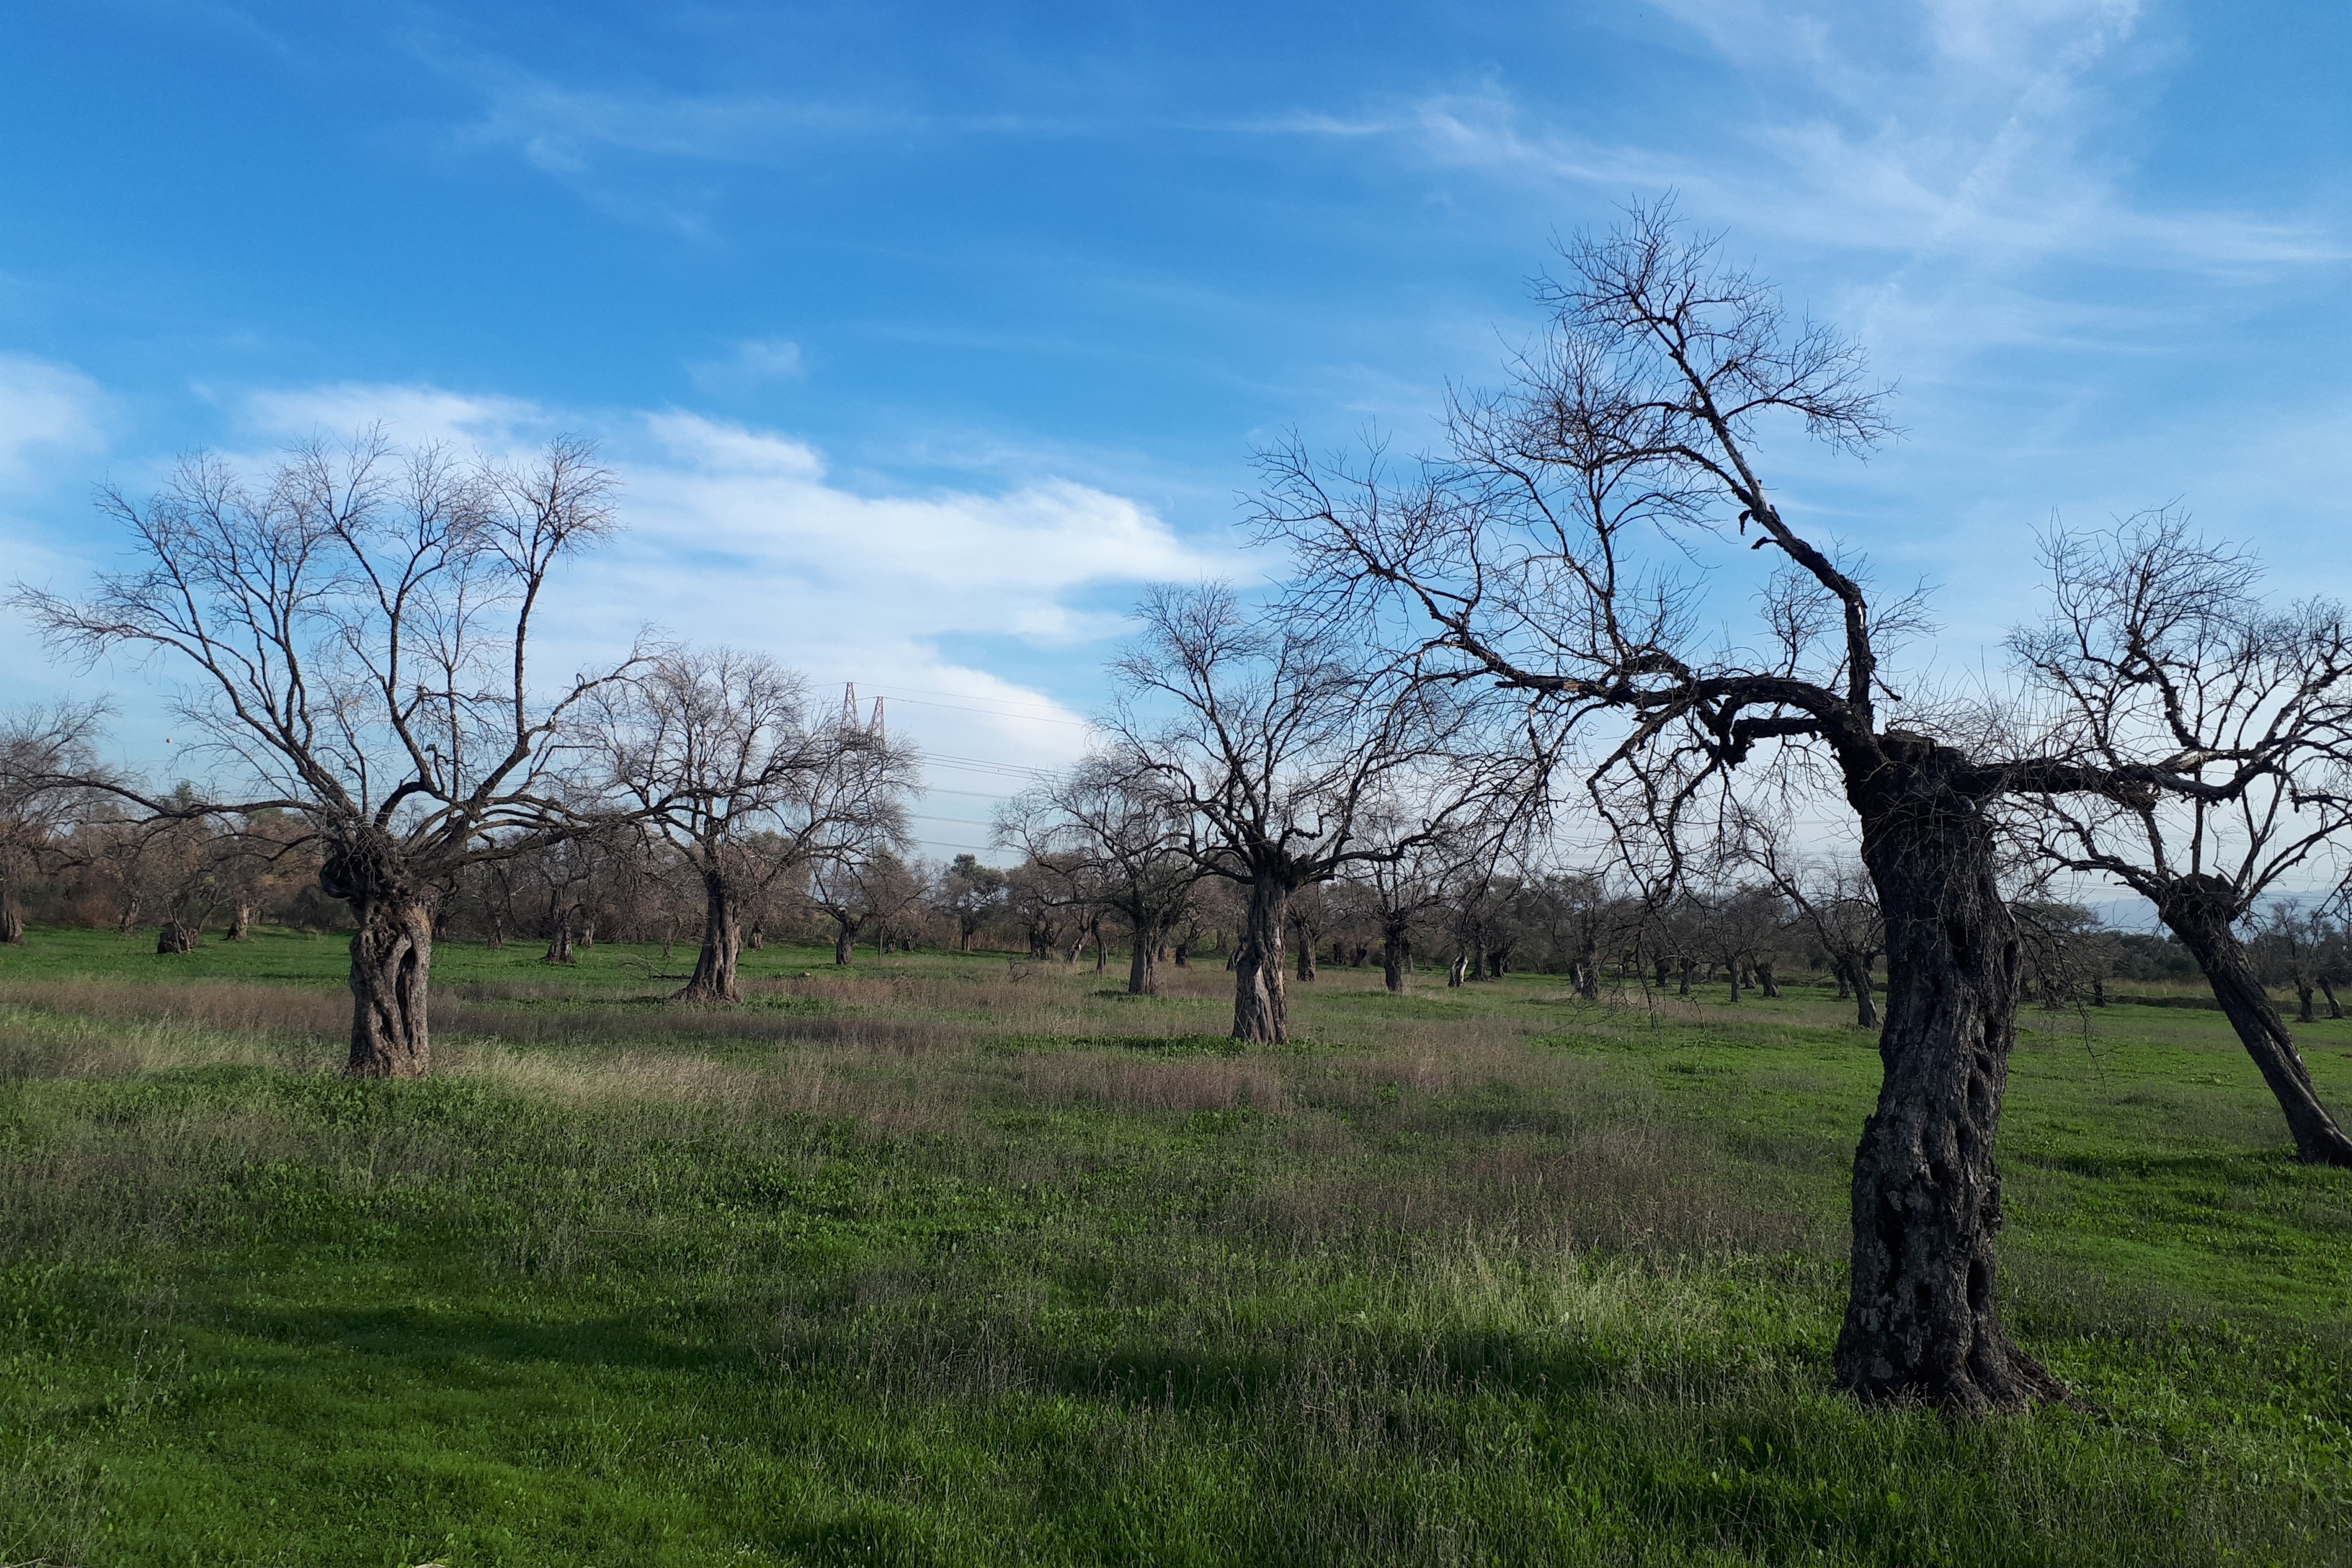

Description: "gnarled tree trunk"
347 895 432 1078
676 872 743 1003
1296 937 1317 981
2157 876 2352 1167
1835 741 2064 1412
1231 875 1291 1043
0 896 23 946
156 919 200 954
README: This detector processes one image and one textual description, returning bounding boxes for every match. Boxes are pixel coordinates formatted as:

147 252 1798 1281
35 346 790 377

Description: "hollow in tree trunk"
2155 876 2352 1167
1231 876 1291 1043
156 919 200 954
347 895 432 1079
544 919 575 965
1834 739 2064 1412
675 875 744 1003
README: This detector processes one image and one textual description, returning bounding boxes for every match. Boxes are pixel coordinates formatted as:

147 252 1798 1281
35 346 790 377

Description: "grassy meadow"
0 927 2347 1566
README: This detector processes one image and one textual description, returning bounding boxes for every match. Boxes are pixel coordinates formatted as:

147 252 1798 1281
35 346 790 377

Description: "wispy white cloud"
0 354 104 490
231 384 1224 772
687 338 806 398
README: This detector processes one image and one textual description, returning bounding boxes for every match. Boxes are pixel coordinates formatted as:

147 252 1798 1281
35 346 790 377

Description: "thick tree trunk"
347 896 432 1079
675 873 743 1003
544 921 574 965
1834 743 2063 1412
1172 938 1190 968
0 896 24 945
225 904 251 942
2157 878 2352 1167
1840 955 1881 1029
1296 937 1317 982
1231 876 1291 1044
1575 938 1602 1002
2295 979 2316 1025
1446 953 1467 986
2320 978 2343 1020
832 918 858 966
1758 959 1780 999
1724 954 1742 1002
1381 927 1408 993
156 920 200 954
1835 964 1851 999
1127 917 1160 995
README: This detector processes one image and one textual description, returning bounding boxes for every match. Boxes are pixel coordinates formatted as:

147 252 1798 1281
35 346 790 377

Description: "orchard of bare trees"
9 206 2352 1423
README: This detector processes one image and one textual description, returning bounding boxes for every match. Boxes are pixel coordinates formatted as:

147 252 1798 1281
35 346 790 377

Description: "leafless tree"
1101 584 1506 1041
997 756 1200 995
1734 816 1885 1028
15 430 643 1076
1252 203 2232 1410
807 850 922 966
0 703 108 944
2009 516 2352 1164
589 648 912 1002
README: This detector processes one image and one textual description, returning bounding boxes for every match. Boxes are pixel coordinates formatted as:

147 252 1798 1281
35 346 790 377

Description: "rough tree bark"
2156 876 2352 1167
156 920 200 954
1833 737 2064 1412
832 916 862 966
1231 876 1292 1043
0 896 23 945
347 894 433 1079
676 874 744 1003
225 903 251 942
1296 937 1317 981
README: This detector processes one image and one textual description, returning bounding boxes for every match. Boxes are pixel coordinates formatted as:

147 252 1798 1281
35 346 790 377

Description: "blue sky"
1 0 2348 858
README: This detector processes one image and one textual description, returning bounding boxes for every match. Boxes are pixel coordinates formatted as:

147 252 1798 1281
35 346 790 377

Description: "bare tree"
998 756 1200 995
1101 584 1501 1042
1253 204 2230 1410
808 850 922 966
591 649 912 1002
16 431 641 1077
1735 819 1885 1028
0 703 107 944
2010 516 2352 1165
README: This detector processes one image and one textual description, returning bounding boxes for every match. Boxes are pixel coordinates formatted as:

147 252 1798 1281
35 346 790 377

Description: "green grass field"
1 927 2347 1566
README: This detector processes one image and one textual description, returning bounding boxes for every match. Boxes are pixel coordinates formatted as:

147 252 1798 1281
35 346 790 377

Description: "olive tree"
17 431 640 1077
1100 583 1501 1043
997 754 1200 996
2010 516 2352 1165
589 647 913 1002
1254 205 2237 1411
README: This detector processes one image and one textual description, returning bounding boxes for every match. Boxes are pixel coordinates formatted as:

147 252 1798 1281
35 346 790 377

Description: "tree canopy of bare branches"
589 648 913 1002
14 429 641 1077
1099 583 1510 1043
